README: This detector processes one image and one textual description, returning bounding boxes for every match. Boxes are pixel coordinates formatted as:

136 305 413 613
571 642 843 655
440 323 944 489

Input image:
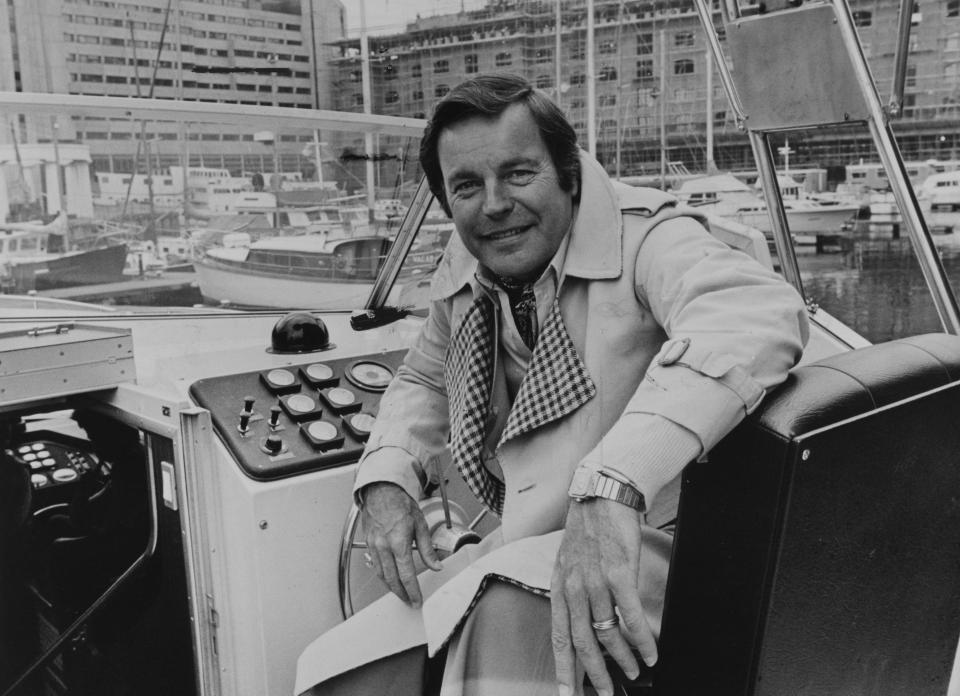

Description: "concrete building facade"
1 0 345 178
327 0 960 179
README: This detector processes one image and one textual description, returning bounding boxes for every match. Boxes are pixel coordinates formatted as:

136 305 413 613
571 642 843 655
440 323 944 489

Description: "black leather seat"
653 333 960 694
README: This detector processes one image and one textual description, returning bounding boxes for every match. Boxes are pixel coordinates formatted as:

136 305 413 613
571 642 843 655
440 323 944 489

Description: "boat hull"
195 257 393 309
6 243 129 292
733 205 860 236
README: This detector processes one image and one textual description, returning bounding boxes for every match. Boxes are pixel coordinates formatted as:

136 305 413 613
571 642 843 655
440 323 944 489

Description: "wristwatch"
568 467 646 512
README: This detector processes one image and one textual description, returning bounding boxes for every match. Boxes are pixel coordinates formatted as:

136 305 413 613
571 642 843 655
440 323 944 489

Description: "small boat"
0 214 128 293
675 173 861 243
194 232 441 309
917 170 960 232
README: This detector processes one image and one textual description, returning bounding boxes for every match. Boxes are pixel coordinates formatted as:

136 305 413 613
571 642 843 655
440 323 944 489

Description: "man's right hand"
360 482 443 608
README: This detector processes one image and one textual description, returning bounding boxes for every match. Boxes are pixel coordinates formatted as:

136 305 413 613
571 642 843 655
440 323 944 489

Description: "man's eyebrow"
498 156 541 170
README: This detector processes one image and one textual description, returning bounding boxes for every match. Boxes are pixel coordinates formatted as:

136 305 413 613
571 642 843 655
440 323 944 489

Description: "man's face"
437 103 578 281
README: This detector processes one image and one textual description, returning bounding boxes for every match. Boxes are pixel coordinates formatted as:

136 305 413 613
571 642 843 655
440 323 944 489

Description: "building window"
435 84 450 97
385 90 399 104
495 51 512 67
434 59 449 73
674 58 695 75
598 93 617 107
412 89 424 101
535 74 553 88
570 71 586 86
637 33 653 55
465 53 478 73
714 110 727 127
637 59 654 81
599 40 617 55
353 94 364 106
535 48 553 63
853 10 872 26
383 64 397 80
598 66 617 81
948 0 959 16
570 41 585 60
412 64 422 77
906 64 916 87
674 31 695 48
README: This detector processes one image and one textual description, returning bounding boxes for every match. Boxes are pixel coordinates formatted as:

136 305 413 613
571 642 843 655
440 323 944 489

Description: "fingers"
566 580 616 696
550 572 577 696
611 579 658 668
414 511 444 572
589 587 640 683
369 531 412 605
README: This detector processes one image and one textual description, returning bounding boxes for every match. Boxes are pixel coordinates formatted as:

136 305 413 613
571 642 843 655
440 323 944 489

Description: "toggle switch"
238 410 253 434
269 405 282 429
263 435 284 456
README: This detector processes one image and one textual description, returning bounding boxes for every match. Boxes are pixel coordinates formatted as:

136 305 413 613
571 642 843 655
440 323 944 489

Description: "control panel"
4 431 109 510
188 350 406 480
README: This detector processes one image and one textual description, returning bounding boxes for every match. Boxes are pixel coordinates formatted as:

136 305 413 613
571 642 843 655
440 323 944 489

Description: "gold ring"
591 616 619 631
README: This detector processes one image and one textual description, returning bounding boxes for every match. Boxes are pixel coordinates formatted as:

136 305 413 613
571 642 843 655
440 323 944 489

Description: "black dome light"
268 312 333 354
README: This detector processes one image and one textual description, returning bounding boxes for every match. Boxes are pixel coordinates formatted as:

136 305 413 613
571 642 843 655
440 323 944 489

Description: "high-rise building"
327 0 960 178
0 0 346 175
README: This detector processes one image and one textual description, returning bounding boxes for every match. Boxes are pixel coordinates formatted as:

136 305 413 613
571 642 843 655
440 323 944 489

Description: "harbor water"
798 220 960 344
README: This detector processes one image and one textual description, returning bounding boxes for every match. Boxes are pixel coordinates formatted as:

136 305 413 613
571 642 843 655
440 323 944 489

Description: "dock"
38 271 203 306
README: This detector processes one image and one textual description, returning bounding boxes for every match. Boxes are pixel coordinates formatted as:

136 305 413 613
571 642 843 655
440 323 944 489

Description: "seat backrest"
655 333 960 694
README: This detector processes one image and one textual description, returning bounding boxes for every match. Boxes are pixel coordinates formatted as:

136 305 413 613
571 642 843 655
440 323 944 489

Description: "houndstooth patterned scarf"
445 293 505 514
445 293 596 516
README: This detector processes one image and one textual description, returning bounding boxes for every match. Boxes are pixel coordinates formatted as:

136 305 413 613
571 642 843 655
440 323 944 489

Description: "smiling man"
303 74 808 696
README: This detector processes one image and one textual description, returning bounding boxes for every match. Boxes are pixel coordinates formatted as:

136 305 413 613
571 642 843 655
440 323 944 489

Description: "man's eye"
506 170 536 184
453 180 480 194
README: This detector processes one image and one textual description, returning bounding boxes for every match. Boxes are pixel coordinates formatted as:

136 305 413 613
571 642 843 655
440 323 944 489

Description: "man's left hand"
550 498 658 696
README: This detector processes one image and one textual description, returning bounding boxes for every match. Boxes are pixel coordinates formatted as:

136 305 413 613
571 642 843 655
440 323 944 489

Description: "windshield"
0 94 440 315
2 0 960 344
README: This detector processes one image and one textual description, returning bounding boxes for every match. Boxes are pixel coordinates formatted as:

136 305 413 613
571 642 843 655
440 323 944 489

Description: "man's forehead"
437 105 546 170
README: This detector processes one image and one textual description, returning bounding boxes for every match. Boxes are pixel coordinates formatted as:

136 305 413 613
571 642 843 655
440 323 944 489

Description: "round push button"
306 421 338 441
287 394 317 413
52 468 79 483
267 369 296 387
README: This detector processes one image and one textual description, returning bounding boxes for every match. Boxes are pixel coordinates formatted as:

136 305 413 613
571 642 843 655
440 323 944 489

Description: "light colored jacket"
355 153 809 543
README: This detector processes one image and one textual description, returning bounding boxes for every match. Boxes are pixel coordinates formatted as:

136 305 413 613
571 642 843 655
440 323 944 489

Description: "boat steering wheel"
337 483 489 619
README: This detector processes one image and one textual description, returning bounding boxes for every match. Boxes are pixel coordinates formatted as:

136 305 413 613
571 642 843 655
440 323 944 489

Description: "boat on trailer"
2 0 960 694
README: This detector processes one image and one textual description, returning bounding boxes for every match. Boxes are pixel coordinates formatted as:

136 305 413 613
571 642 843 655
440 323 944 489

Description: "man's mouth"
487 225 529 241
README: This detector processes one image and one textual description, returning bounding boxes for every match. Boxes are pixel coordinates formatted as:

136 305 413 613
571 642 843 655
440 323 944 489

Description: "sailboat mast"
586 0 596 157
555 0 562 110
359 0 376 217
706 49 715 173
659 29 667 189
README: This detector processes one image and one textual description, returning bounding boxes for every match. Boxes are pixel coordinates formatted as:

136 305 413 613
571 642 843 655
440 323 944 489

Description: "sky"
339 0 490 37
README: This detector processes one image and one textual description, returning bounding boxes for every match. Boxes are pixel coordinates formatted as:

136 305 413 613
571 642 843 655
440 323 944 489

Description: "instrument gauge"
346 361 394 392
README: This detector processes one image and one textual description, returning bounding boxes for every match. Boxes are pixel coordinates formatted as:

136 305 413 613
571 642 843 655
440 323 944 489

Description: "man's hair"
419 73 581 216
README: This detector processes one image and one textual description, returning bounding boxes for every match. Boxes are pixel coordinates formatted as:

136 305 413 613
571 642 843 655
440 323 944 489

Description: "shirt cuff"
577 413 701 509
353 446 425 506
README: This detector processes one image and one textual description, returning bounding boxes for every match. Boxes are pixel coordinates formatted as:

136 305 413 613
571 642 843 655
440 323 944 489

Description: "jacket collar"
430 150 623 300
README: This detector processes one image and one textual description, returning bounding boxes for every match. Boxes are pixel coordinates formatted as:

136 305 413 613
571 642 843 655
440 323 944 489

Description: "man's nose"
481 181 513 218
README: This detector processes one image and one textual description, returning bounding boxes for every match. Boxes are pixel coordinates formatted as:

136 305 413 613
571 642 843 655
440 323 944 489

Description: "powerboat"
674 173 861 243
2 0 960 694
195 232 442 309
